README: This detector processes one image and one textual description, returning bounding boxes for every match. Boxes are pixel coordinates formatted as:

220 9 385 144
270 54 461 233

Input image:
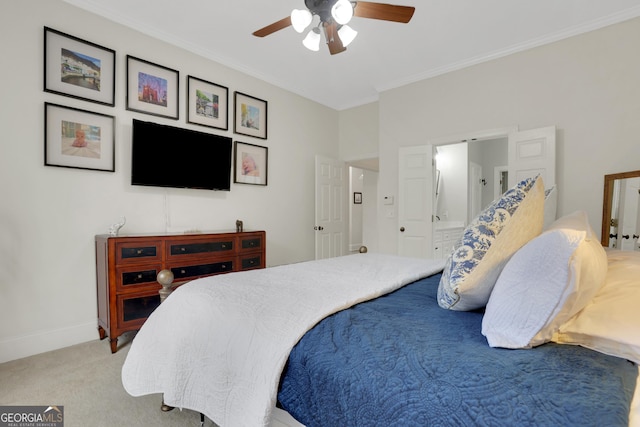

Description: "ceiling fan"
252 1 415 55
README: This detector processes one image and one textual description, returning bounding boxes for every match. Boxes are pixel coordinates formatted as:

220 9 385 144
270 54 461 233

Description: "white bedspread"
121 253 444 427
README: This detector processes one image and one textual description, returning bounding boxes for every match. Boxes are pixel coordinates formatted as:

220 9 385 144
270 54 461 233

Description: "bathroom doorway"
348 159 379 253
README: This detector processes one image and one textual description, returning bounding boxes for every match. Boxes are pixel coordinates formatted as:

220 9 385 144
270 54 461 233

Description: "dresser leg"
109 337 118 353
98 326 106 340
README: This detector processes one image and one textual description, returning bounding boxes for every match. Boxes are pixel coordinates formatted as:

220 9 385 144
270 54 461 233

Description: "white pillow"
552 250 640 364
437 175 545 311
543 185 557 229
482 211 608 349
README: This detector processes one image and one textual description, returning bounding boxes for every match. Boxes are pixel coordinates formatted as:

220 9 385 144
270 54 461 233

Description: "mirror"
602 170 640 249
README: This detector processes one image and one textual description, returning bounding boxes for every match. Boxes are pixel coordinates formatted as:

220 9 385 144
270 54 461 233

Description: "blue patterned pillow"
437 175 545 311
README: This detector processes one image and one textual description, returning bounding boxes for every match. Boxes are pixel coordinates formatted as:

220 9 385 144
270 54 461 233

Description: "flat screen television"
131 119 232 191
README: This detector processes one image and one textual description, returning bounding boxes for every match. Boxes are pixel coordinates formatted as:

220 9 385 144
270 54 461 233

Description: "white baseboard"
349 243 363 252
0 321 97 364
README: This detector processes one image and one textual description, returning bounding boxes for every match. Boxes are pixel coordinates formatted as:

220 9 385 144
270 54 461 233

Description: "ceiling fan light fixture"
291 9 313 33
338 24 357 47
302 27 321 51
331 0 353 25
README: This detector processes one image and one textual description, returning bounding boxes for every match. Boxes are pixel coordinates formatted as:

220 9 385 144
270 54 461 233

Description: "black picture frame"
126 55 179 120
234 92 268 139
234 141 268 186
44 102 115 172
187 75 229 130
44 27 116 106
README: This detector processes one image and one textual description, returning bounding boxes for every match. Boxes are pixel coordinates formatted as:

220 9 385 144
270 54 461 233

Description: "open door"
315 155 347 259
508 126 556 188
398 145 433 258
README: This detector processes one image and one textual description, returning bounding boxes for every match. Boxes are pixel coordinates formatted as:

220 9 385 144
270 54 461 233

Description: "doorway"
433 137 508 226
348 159 379 253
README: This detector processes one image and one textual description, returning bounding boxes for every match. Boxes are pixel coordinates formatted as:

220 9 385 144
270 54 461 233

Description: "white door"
468 161 482 221
398 145 433 258
315 155 347 259
508 126 556 188
494 166 508 199
620 177 640 251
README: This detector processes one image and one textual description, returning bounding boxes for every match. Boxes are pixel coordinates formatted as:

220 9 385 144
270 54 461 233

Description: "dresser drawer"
239 233 264 253
117 289 161 329
115 240 163 264
170 259 234 281
167 238 234 260
239 253 263 270
115 264 163 292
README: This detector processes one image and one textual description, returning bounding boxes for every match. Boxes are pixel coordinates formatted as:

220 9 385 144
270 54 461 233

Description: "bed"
122 176 640 426
279 272 637 426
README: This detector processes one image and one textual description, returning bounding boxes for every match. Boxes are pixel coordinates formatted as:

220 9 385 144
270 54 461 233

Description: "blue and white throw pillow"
437 175 545 311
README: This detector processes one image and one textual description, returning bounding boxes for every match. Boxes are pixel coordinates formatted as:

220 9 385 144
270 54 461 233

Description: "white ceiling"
64 0 640 111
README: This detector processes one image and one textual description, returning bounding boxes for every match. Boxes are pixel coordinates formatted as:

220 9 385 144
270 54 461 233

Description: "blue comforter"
278 273 637 426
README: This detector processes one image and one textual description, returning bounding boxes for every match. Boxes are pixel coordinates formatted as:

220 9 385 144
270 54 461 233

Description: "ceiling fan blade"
353 1 415 23
252 16 292 37
323 22 347 55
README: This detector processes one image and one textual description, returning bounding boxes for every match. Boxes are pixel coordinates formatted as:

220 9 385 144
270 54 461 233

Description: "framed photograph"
44 27 116 106
126 55 179 119
44 102 115 172
354 192 362 204
234 92 267 139
187 75 228 130
234 141 268 186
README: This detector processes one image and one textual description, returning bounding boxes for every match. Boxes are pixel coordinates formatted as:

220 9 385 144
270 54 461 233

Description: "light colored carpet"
0 332 215 427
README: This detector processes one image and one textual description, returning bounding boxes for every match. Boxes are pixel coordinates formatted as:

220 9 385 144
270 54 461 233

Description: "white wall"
376 16 640 254
361 169 379 253
0 0 339 362
339 102 379 162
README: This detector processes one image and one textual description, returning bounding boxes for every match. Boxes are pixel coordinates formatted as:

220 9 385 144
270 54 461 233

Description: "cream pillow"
482 211 608 349
552 250 640 364
437 175 545 311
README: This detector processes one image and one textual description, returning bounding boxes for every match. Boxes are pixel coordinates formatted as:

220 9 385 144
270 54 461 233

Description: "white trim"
343 152 379 163
494 165 508 199
427 127 517 147
0 321 97 363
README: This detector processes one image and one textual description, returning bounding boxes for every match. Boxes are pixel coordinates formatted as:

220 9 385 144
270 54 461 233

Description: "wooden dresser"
95 230 265 353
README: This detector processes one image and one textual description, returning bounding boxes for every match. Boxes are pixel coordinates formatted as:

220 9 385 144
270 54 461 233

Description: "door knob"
400 227 405 232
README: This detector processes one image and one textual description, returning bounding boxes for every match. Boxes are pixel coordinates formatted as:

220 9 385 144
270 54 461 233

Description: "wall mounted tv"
131 119 232 191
